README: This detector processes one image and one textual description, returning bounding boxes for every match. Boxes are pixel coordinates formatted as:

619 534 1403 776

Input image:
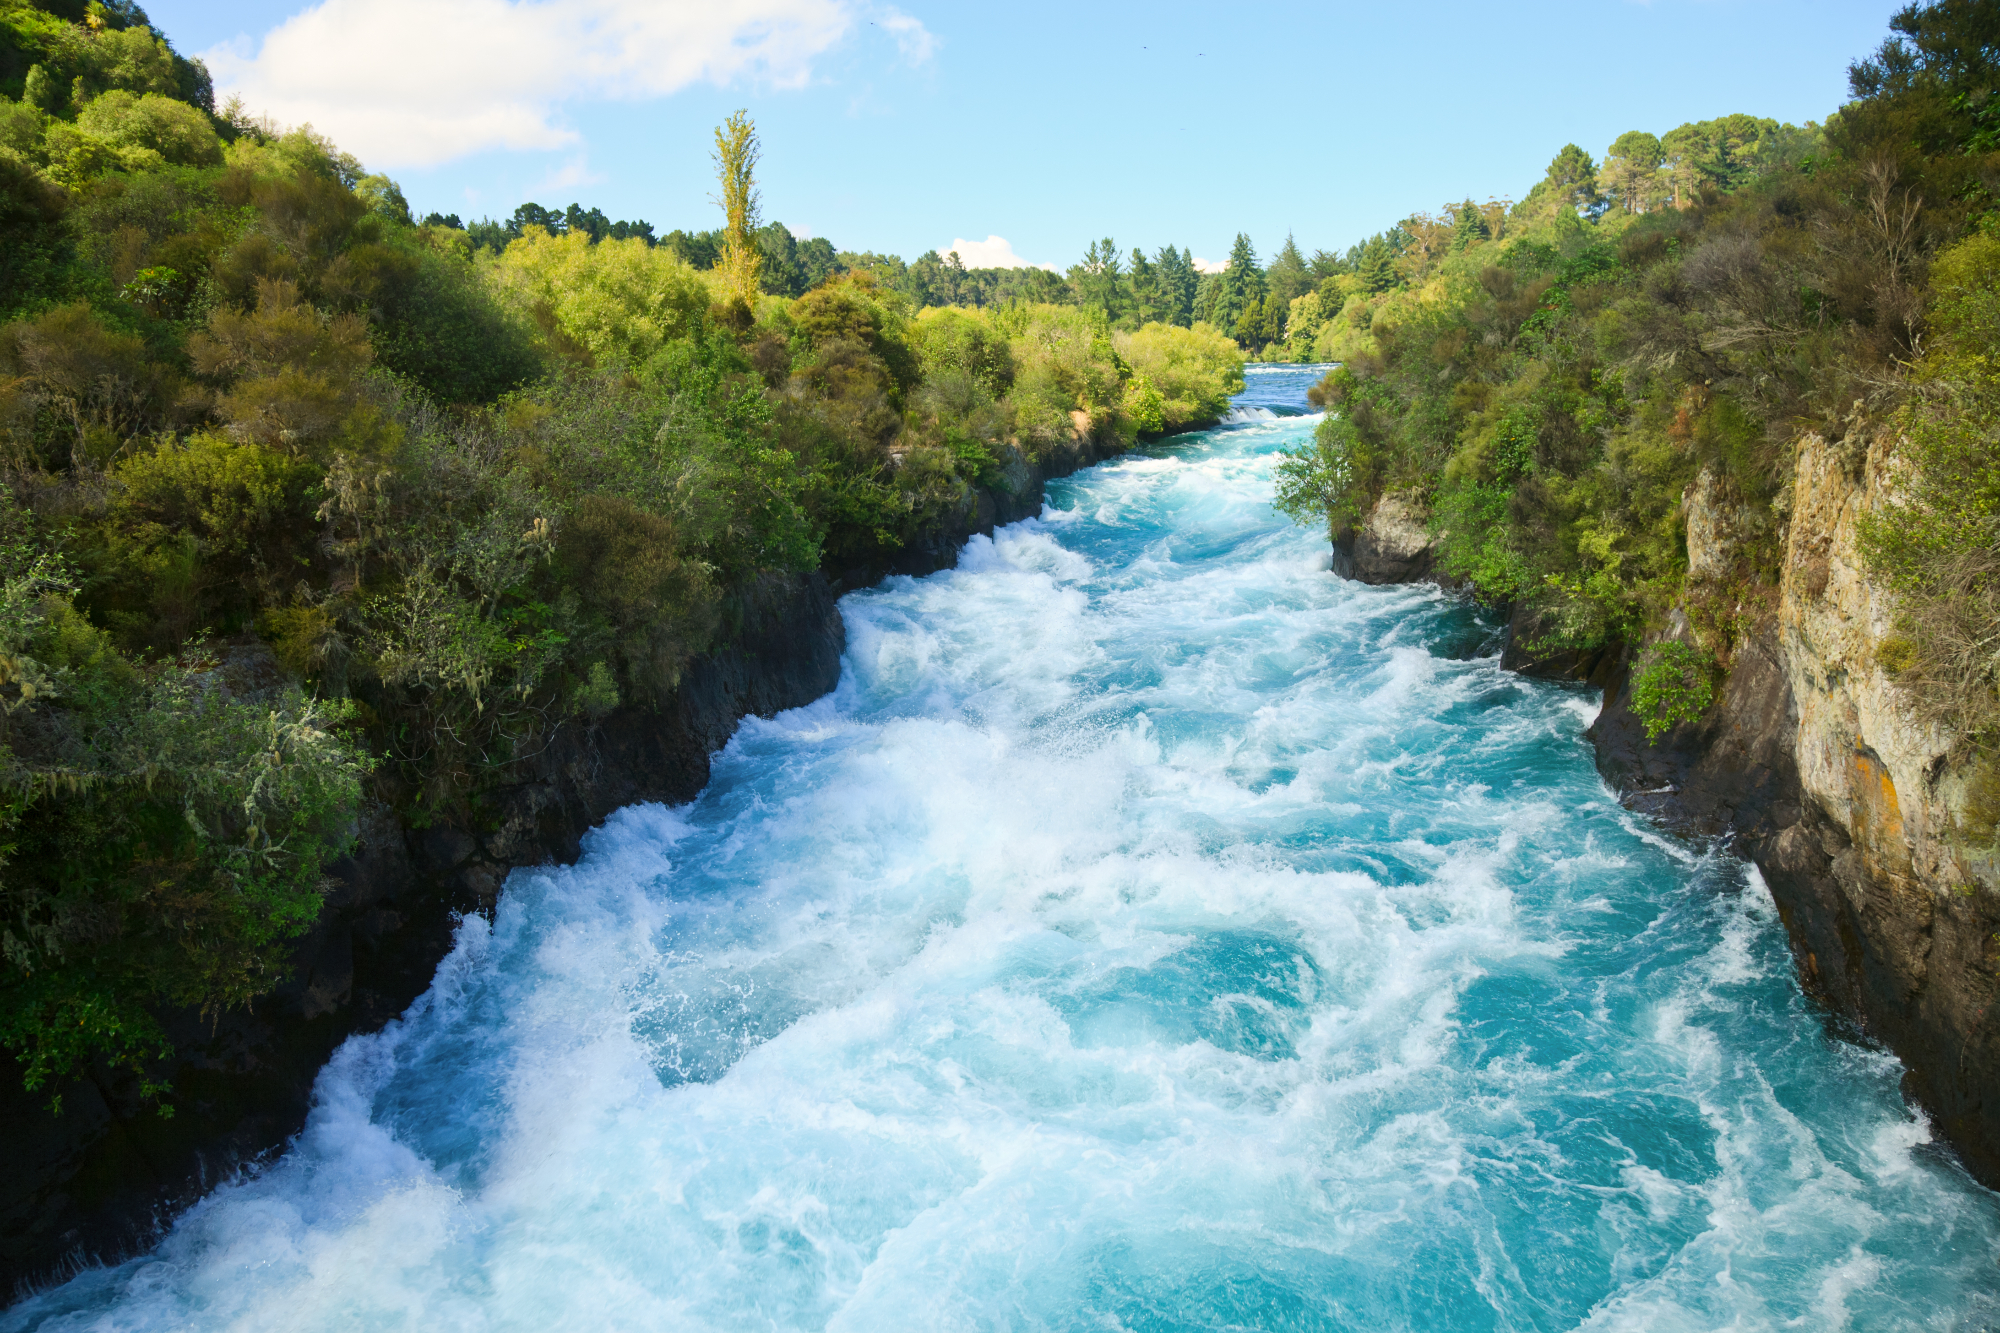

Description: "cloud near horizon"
205 0 931 171
936 235 1056 271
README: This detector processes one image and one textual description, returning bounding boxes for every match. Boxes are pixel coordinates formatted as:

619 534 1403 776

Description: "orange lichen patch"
1851 747 1914 882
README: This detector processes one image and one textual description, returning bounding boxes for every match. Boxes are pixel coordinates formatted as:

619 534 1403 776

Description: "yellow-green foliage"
73 89 219 166
1313 293 1383 364
998 304 1130 445
490 228 713 366
910 307 1015 396
1115 321 1245 433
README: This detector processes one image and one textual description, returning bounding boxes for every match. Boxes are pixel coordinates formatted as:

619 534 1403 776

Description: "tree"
1070 237 1124 323
1127 247 1164 324
711 110 762 305
1534 143 1601 219
564 203 612 241
1267 233 1312 304
1397 211 1455 282
796 237 843 290
1234 292 1284 352
512 202 564 235
1450 200 1490 251
663 229 723 269
902 250 945 307
1850 0 2000 103
1349 231 1402 293
758 221 807 297
1211 233 1266 339
1602 131 1664 213
940 250 967 306
1156 246 1198 326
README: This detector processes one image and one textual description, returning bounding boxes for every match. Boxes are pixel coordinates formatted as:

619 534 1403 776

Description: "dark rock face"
1589 621 2000 1191
1587 624 1802 849
2 433 1130 1300
1756 791 2000 1188
1331 478 2000 1192
1498 602 1618 686
0 573 847 1298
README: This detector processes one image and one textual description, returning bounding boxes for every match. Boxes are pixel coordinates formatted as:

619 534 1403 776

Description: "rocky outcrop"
1755 434 2000 1185
1332 490 1442 585
1591 439 2000 1188
1327 443 2000 1188
2 426 1139 1298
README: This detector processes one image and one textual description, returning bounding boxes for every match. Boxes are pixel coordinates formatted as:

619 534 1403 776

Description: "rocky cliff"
0 427 1126 1298
1341 451 2000 1188
1331 490 1443 586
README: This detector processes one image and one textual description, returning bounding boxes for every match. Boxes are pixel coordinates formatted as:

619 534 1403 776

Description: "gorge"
7 367 1997 1330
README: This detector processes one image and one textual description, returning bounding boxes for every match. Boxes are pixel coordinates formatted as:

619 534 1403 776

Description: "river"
10 364 1999 1330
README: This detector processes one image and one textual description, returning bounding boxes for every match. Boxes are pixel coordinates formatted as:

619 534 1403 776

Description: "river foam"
10 368 1998 1331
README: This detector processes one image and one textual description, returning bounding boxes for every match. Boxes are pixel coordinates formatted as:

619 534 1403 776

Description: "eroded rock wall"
1326 440 2000 1187
1593 437 2000 1187
1758 433 2000 1185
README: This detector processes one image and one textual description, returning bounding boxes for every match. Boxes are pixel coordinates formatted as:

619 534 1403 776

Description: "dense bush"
0 0 1248 1107
1116 322 1245 434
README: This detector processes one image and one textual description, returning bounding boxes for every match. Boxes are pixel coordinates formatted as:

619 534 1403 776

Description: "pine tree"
1213 233 1265 337
1267 233 1311 304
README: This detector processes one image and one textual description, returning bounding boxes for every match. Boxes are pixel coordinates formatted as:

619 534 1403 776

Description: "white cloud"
533 154 603 195
878 7 937 63
1192 256 1226 274
204 0 878 170
938 235 1056 271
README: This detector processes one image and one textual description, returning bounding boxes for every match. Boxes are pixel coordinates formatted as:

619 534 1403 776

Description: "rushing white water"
11 367 2000 1331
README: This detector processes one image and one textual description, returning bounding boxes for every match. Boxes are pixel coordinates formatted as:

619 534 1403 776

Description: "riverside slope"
8 362 1997 1330
1340 425 2000 1192
0 425 1124 1297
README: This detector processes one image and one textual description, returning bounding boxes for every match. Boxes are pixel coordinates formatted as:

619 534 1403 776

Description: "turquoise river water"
9 365 2000 1330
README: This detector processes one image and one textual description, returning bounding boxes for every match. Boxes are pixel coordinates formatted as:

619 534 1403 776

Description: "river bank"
10 365 1993 1330
0 425 1131 1298
1335 447 2000 1195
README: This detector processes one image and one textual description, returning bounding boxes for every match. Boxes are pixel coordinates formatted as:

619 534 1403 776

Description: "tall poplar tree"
711 110 762 305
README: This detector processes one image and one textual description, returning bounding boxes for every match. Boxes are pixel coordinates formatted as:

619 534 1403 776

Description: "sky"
145 0 1901 273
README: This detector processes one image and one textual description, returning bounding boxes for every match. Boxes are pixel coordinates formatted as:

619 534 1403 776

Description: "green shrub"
0 581 370 1106
1630 640 1716 740
74 89 221 166
1114 321 1244 433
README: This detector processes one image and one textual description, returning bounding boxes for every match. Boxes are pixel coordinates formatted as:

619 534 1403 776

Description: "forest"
0 0 1250 1110
1273 0 2000 787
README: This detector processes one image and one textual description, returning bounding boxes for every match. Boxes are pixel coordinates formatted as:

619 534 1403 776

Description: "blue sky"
148 0 1898 272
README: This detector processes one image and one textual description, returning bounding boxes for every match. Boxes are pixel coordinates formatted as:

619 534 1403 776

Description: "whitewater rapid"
10 366 1998 1331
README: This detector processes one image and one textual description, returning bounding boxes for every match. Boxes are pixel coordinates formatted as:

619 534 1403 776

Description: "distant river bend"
12 365 1998 1332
